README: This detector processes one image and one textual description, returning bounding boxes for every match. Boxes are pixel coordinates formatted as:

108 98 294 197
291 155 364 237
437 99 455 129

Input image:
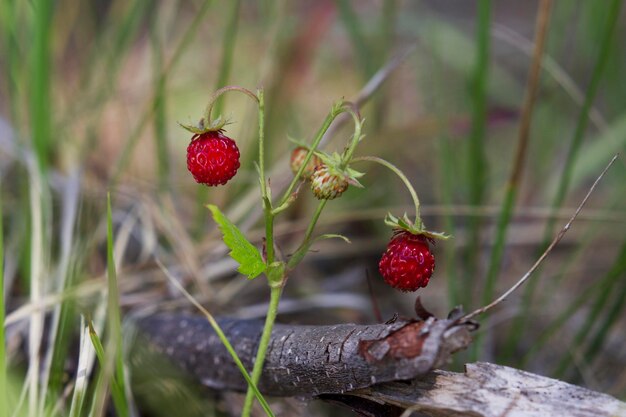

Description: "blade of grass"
88 320 127 417
553 241 626 377
64 0 150 127
39 169 81 409
27 157 46 417
541 0 623 242
0 0 23 127
0 191 6 417
465 0 491 300
110 0 211 185
465 0 492 362
104 193 129 417
427 45 460 307
510 0 624 356
29 0 54 172
68 318 96 417
155 259 275 417
150 6 170 193
479 0 553 361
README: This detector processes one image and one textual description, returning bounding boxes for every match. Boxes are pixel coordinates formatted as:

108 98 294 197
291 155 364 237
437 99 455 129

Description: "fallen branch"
343 362 626 417
131 312 474 397
130 316 626 417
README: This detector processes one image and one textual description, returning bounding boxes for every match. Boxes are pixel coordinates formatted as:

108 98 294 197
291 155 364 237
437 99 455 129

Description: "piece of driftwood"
132 312 474 397
344 362 626 417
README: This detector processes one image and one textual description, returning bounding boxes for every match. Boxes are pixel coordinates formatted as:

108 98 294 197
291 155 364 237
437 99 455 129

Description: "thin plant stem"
352 156 422 224
240 286 282 417
465 0 491 286
203 86 259 126
462 155 618 322
511 0 623 356
278 109 339 206
339 104 363 169
241 88 278 417
156 260 275 417
478 0 553 360
287 200 328 269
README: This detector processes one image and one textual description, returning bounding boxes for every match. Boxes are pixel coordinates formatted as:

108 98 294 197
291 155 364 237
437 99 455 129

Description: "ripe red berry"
310 165 349 200
378 231 435 292
290 147 321 181
186 131 240 186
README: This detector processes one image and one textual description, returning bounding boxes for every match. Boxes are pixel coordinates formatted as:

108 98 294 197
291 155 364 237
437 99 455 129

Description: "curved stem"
203 85 259 125
278 104 345 206
352 156 422 225
338 102 363 169
287 200 328 269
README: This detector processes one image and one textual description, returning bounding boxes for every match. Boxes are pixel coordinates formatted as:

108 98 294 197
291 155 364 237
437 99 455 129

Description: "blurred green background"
1 0 626 416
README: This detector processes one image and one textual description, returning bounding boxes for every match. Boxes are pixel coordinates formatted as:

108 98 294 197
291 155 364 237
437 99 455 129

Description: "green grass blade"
465 0 491 289
541 0 623 245
105 193 130 417
511 0 624 357
111 0 211 185
0 192 6 417
156 260 275 417
29 0 54 172
150 9 170 193
553 241 626 377
88 321 127 417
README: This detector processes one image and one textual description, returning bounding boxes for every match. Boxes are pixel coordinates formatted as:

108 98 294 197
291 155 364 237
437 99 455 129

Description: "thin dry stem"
463 154 619 321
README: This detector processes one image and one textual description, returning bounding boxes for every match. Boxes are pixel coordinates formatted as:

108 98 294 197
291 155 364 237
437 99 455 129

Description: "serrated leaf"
207 205 267 279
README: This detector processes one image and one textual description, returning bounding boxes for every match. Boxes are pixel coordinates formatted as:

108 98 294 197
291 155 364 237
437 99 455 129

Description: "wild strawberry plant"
179 85 448 417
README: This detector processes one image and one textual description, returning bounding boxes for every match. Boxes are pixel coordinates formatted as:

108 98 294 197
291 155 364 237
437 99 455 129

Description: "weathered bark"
131 314 473 397
345 362 626 417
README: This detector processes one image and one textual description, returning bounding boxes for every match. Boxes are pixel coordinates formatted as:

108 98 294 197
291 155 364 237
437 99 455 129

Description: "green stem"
287 201 328 269
278 101 349 206
339 104 363 168
241 285 282 417
352 156 422 226
202 85 259 127
162 264 274 417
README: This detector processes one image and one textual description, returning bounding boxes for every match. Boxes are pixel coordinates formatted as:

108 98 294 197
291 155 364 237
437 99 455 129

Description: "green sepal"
178 115 229 135
207 204 267 279
384 212 450 240
316 152 365 187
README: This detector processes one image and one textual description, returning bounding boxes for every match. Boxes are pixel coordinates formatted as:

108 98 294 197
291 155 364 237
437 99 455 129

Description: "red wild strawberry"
378 231 435 292
310 165 348 200
290 147 321 181
186 131 240 186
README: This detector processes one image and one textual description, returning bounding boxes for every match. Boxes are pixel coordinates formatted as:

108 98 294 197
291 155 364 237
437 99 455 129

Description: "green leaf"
207 205 267 279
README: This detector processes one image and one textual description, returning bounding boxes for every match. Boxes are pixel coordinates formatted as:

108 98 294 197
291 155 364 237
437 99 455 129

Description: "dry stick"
462 154 619 322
